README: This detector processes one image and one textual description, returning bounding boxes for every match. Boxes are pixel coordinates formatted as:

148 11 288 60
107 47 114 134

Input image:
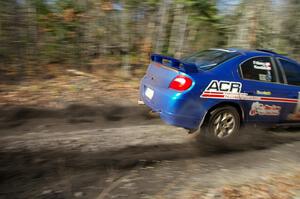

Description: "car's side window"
278 59 300 86
240 57 276 82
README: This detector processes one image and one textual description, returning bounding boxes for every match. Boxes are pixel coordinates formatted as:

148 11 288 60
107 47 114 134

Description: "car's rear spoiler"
151 54 198 73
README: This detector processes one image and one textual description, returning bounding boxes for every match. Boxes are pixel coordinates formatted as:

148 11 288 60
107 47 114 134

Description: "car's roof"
213 48 299 64
226 48 277 55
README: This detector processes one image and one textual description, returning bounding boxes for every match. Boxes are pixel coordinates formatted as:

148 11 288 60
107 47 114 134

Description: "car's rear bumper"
140 96 200 129
159 111 200 129
140 76 206 129
140 92 200 129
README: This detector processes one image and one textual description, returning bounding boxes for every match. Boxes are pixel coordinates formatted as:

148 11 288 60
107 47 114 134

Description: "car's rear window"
182 50 240 71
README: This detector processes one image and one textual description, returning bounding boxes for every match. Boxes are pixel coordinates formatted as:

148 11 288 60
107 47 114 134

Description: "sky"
217 0 285 13
217 0 241 12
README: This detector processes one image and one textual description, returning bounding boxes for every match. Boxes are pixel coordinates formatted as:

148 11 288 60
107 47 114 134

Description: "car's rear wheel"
202 106 241 141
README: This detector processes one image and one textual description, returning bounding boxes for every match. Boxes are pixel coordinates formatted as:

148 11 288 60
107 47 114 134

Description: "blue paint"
140 49 300 130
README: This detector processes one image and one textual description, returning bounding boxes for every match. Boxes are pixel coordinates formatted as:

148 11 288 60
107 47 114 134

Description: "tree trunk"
155 0 172 53
120 1 131 78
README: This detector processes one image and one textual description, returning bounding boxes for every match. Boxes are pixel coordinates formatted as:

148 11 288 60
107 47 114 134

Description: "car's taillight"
169 75 193 91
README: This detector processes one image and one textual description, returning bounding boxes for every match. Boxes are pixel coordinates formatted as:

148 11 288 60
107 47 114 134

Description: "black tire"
201 106 241 142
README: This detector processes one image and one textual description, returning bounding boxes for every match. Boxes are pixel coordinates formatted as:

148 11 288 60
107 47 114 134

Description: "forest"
1 2 300 199
0 0 299 79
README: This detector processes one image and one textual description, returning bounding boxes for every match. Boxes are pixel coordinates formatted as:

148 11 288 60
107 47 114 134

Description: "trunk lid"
145 54 197 89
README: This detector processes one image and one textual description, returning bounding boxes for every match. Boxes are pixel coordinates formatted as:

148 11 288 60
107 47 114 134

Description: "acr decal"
204 80 242 93
201 80 299 104
253 61 272 70
256 90 272 96
249 102 281 116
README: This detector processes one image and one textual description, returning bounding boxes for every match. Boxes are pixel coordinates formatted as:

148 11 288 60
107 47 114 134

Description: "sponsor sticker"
256 90 272 96
249 102 281 116
253 61 272 70
204 80 242 93
200 80 298 104
259 74 267 81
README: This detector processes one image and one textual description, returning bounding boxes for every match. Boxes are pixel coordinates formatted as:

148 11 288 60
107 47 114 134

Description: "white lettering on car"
205 80 242 93
253 61 272 70
200 80 299 109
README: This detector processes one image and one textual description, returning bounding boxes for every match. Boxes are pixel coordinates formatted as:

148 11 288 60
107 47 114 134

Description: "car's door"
238 56 295 123
276 58 300 122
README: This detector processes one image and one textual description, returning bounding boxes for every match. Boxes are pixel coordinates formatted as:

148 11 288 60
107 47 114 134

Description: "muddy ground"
0 104 300 199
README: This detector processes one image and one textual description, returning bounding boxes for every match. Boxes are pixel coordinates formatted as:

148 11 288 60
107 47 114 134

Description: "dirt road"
0 105 300 199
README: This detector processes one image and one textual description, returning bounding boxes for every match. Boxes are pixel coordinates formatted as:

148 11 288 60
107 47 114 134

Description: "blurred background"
0 0 299 107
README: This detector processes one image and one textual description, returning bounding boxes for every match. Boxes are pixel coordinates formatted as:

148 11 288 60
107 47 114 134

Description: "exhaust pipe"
149 110 160 117
138 100 145 105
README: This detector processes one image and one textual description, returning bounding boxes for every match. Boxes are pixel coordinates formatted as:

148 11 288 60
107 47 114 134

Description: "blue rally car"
139 48 300 140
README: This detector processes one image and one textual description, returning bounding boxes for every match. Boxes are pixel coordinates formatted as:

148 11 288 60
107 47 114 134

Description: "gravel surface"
0 106 300 199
